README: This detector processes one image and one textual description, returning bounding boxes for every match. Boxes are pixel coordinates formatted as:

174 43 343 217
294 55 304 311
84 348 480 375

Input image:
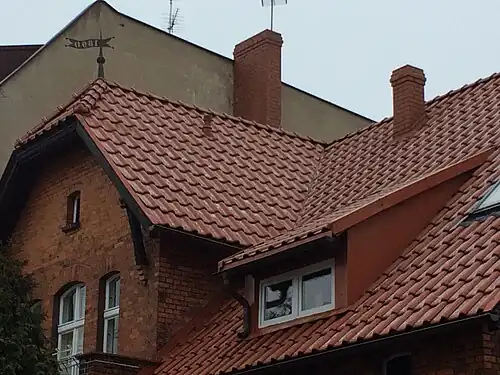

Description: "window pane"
75 326 84 354
479 185 500 210
263 279 293 321
78 286 86 320
107 278 120 309
59 331 74 359
62 290 76 323
301 268 332 311
72 195 80 224
105 317 119 354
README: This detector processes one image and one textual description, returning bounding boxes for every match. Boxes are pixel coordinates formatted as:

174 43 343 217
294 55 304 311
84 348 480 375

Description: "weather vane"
65 31 114 79
261 0 287 31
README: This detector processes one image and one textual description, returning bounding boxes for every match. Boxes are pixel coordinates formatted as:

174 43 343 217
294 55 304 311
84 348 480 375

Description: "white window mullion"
292 277 300 319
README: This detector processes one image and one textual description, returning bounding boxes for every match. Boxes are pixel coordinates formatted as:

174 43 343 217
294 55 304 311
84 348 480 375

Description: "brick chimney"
233 30 283 128
390 65 427 139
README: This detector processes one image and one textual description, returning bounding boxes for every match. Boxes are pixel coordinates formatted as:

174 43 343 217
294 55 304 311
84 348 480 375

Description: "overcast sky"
1 0 499 121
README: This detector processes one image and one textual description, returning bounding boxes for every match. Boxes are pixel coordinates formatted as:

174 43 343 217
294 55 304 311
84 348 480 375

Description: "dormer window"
259 260 334 327
63 192 80 232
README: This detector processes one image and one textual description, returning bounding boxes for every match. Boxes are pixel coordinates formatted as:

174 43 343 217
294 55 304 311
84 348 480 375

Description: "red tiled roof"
218 149 492 272
153 73 500 374
17 79 324 246
17 72 500 374
0 45 41 82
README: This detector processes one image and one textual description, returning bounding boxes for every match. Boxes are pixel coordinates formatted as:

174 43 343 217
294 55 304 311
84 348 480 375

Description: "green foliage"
0 245 60 375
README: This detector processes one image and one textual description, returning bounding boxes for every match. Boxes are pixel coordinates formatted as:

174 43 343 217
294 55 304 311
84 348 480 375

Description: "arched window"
103 275 120 353
57 284 86 375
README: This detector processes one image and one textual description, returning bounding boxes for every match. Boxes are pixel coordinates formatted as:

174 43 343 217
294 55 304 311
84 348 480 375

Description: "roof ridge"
293 147 329 227
426 71 500 107
324 71 500 150
102 79 328 146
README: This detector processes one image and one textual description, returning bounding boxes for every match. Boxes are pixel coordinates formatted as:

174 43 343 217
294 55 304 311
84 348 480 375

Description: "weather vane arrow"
65 31 114 79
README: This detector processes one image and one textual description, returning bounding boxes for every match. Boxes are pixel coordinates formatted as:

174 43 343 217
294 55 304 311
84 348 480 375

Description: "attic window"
259 260 334 327
62 192 81 233
467 182 500 220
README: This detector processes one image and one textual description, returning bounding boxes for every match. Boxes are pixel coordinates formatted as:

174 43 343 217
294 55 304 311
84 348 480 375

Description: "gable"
12 144 127 272
0 1 234 173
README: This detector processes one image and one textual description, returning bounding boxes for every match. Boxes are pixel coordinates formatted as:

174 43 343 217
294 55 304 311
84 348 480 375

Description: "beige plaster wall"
0 2 233 172
0 2 371 172
282 85 371 141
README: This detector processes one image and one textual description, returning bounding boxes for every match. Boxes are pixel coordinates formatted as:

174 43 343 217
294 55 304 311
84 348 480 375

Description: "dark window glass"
386 355 412 375
263 279 293 321
66 192 81 226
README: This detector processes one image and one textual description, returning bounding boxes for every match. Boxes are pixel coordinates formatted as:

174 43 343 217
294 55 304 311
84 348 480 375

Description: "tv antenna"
261 0 287 31
164 0 182 34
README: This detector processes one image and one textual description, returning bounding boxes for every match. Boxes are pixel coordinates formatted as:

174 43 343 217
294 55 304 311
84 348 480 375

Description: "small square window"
259 260 334 327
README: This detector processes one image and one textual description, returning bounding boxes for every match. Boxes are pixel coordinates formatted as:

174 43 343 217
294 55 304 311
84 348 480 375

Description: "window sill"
246 306 350 340
62 222 80 234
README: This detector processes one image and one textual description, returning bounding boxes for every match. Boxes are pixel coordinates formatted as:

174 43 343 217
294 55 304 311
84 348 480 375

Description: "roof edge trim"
330 148 493 234
218 230 333 273
224 312 492 375
75 120 152 229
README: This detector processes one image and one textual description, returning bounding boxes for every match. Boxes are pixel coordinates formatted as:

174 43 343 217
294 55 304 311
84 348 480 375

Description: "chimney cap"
391 64 426 86
234 29 283 56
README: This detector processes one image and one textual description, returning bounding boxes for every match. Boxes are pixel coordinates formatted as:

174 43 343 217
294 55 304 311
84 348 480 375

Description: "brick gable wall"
11 145 159 359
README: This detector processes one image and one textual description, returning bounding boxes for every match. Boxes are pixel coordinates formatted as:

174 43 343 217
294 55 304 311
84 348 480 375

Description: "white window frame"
475 181 500 212
103 275 120 354
259 259 335 328
57 284 86 375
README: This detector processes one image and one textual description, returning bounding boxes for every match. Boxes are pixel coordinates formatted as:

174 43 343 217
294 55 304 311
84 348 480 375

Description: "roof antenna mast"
261 0 287 31
166 0 182 35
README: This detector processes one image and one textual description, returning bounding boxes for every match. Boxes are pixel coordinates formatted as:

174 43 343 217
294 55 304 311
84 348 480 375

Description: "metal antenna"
164 0 182 35
261 0 287 31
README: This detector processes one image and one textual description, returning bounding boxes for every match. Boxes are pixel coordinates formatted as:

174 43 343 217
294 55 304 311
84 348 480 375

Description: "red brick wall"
11 146 158 358
233 29 283 128
156 232 228 348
